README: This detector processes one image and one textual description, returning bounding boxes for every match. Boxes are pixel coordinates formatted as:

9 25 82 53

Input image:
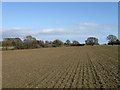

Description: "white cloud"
2 27 40 39
12 27 22 30
73 22 99 28
2 22 117 42
41 28 68 34
42 29 53 33
78 22 99 27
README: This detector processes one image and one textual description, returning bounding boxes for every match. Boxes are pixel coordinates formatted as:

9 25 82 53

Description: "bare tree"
107 35 117 43
65 40 71 45
85 37 99 46
24 35 38 49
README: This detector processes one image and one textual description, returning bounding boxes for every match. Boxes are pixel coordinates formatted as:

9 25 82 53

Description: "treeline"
1 34 120 50
107 35 120 45
2 35 85 50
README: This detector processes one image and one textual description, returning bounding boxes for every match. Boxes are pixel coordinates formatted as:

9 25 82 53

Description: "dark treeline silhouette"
107 35 120 45
1 34 119 50
108 40 120 45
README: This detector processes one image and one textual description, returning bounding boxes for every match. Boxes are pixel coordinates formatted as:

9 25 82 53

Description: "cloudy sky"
2 2 118 44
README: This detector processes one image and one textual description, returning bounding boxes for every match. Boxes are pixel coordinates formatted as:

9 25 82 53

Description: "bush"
53 40 64 47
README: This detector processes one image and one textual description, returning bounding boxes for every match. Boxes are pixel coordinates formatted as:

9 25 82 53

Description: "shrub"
53 40 64 47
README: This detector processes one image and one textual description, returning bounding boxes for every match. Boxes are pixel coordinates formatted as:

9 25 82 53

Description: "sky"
2 2 118 44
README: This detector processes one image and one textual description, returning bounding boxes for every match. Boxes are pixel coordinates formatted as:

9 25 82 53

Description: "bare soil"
2 46 119 88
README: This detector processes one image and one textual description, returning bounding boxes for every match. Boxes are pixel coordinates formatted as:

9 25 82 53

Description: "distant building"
3 38 22 43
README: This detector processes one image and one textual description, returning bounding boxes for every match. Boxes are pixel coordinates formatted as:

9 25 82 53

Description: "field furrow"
3 46 119 88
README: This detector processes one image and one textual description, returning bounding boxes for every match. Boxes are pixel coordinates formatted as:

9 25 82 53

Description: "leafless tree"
107 35 117 43
85 37 99 46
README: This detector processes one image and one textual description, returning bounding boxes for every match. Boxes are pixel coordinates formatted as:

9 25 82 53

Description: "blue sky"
2 2 118 44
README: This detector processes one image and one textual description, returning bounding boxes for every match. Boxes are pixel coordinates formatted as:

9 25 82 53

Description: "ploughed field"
2 46 119 88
